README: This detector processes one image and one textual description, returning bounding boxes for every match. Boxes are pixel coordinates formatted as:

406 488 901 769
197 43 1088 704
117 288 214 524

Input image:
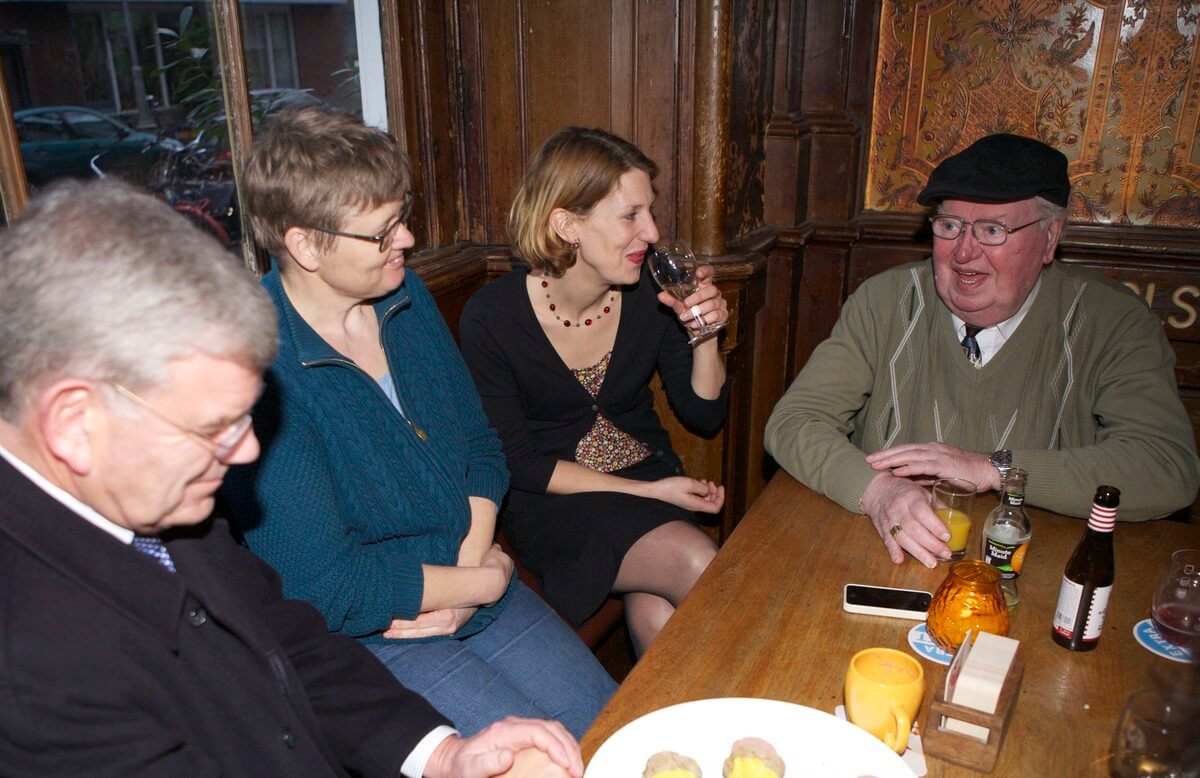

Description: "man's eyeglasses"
108 382 253 462
929 214 1042 247
303 191 414 254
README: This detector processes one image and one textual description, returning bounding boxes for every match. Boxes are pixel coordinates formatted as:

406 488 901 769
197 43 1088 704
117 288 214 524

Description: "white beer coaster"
1132 618 1193 664
908 623 953 666
834 704 927 776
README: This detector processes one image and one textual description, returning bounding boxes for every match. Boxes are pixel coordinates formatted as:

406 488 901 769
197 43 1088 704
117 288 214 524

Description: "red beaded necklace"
541 279 615 328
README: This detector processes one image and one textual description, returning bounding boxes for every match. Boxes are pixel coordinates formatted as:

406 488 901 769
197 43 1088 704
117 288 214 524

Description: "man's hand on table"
860 472 952 568
424 718 582 778
864 442 1000 493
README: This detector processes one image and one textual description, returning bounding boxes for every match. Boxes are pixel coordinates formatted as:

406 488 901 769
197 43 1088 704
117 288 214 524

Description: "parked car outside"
14 106 180 189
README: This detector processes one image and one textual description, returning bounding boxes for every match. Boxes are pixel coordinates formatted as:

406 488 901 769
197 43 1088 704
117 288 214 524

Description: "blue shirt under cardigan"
222 267 513 644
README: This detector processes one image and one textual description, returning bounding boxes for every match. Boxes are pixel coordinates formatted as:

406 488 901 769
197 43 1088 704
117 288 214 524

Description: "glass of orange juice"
932 478 976 560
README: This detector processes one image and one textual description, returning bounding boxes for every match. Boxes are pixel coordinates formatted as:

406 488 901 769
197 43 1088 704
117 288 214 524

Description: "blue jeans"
366 582 616 738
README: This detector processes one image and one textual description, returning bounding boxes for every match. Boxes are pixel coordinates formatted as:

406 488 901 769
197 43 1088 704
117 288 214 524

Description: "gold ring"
889 524 903 538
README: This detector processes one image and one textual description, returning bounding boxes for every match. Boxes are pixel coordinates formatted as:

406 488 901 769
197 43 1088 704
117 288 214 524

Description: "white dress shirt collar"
0 439 134 543
951 276 1041 368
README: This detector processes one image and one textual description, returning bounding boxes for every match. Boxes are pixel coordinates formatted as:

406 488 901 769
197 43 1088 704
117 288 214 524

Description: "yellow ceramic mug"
844 647 925 753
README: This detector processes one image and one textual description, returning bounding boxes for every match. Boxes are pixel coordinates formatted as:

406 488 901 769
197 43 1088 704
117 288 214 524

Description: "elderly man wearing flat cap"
766 133 1200 567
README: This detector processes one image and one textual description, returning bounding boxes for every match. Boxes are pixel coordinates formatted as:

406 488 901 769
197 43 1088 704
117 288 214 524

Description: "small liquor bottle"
1051 486 1119 651
982 468 1031 606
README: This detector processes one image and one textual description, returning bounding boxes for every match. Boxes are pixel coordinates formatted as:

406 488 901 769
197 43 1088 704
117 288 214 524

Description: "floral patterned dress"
571 351 651 472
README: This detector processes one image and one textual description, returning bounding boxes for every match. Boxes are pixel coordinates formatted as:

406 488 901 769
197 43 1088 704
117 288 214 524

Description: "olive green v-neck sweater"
766 260 1199 521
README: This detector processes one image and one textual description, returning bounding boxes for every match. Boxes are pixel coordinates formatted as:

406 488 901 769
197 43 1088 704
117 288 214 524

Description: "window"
242 7 298 91
0 0 391 263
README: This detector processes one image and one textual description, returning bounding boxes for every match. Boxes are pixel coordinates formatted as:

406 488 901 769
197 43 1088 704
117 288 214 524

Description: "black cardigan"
459 267 729 493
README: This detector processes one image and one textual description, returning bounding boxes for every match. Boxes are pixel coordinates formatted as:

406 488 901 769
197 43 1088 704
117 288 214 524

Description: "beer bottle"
1051 486 1119 651
982 468 1031 606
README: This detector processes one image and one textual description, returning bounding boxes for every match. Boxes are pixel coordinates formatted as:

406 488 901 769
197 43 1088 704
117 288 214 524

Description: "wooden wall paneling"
449 0 485 243
394 0 460 249
772 0 875 382
520 0 614 152
411 241 497 340
462 0 523 243
0 61 27 223
742 240 800 495
673 0 696 245
717 254 768 536
610 0 635 142
759 0 806 416
762 0 804 229
725 0 774 241
633 0 681 242
846 213 927 291
789 230 855 374
843 0 878 124
723 230 777 520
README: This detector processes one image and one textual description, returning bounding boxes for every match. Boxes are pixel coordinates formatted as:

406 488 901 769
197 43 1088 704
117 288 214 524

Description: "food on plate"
643 750 702 777
722 737 785 777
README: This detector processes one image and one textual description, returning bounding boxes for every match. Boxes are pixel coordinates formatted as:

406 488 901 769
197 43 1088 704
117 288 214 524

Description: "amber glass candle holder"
927 560 1010 653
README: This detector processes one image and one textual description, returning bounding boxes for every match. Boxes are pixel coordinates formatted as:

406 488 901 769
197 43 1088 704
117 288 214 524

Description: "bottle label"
1004 495 1024 506
1052 577 1112 641
984 537 1029 578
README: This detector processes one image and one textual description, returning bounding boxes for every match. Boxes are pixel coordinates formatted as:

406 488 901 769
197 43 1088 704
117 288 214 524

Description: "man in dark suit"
0 180 581 778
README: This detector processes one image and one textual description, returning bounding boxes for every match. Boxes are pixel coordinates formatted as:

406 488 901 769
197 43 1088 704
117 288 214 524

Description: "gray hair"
0 179 278 421
1032 195 1068 224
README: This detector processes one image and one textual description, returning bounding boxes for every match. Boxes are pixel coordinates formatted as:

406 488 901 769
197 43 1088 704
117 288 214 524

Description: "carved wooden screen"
866 0 1200 228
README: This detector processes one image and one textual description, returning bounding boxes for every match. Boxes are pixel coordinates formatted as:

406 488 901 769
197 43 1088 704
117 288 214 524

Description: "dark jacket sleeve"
234 525 453 775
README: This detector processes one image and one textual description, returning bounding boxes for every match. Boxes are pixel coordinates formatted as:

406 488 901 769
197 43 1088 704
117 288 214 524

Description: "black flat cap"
917 133 1070 206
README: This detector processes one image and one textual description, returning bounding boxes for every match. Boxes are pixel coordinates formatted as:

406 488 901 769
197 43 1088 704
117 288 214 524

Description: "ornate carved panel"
866 0 1200 228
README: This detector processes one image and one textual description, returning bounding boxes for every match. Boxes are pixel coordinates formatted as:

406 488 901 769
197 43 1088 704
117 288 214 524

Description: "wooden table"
582 473 1199 775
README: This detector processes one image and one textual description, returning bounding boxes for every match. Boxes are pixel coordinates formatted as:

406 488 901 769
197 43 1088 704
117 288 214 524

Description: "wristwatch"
990 449 1013 486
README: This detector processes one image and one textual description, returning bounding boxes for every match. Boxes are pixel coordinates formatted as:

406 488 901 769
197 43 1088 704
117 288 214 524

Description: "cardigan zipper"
377 299 430 442
298 356 429 441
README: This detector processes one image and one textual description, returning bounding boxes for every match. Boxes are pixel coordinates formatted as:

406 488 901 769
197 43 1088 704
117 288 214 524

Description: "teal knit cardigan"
222 267 512 644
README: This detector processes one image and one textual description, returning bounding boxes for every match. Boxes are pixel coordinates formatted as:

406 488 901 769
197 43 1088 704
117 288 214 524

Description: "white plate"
586 697 916 777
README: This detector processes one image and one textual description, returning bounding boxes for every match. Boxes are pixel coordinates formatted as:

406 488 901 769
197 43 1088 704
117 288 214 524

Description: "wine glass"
1151 549 1200 652
645 239 725 345
1108 687 1198 777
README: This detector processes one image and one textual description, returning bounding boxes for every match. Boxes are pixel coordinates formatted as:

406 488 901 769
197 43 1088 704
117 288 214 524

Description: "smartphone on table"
842 583 932 620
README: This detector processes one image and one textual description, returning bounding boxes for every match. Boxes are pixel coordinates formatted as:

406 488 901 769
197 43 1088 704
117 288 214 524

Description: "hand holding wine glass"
645 239 727 345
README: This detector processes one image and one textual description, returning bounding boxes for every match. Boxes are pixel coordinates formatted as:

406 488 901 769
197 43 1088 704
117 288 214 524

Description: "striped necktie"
131 535 177 572
961 324 983 364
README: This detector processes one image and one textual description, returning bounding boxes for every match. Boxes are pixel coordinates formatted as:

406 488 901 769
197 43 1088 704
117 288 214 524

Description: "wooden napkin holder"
921 648 1025 773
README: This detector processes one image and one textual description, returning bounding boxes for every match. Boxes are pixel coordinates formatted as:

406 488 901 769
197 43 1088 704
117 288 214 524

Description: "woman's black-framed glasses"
304 191 414 253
